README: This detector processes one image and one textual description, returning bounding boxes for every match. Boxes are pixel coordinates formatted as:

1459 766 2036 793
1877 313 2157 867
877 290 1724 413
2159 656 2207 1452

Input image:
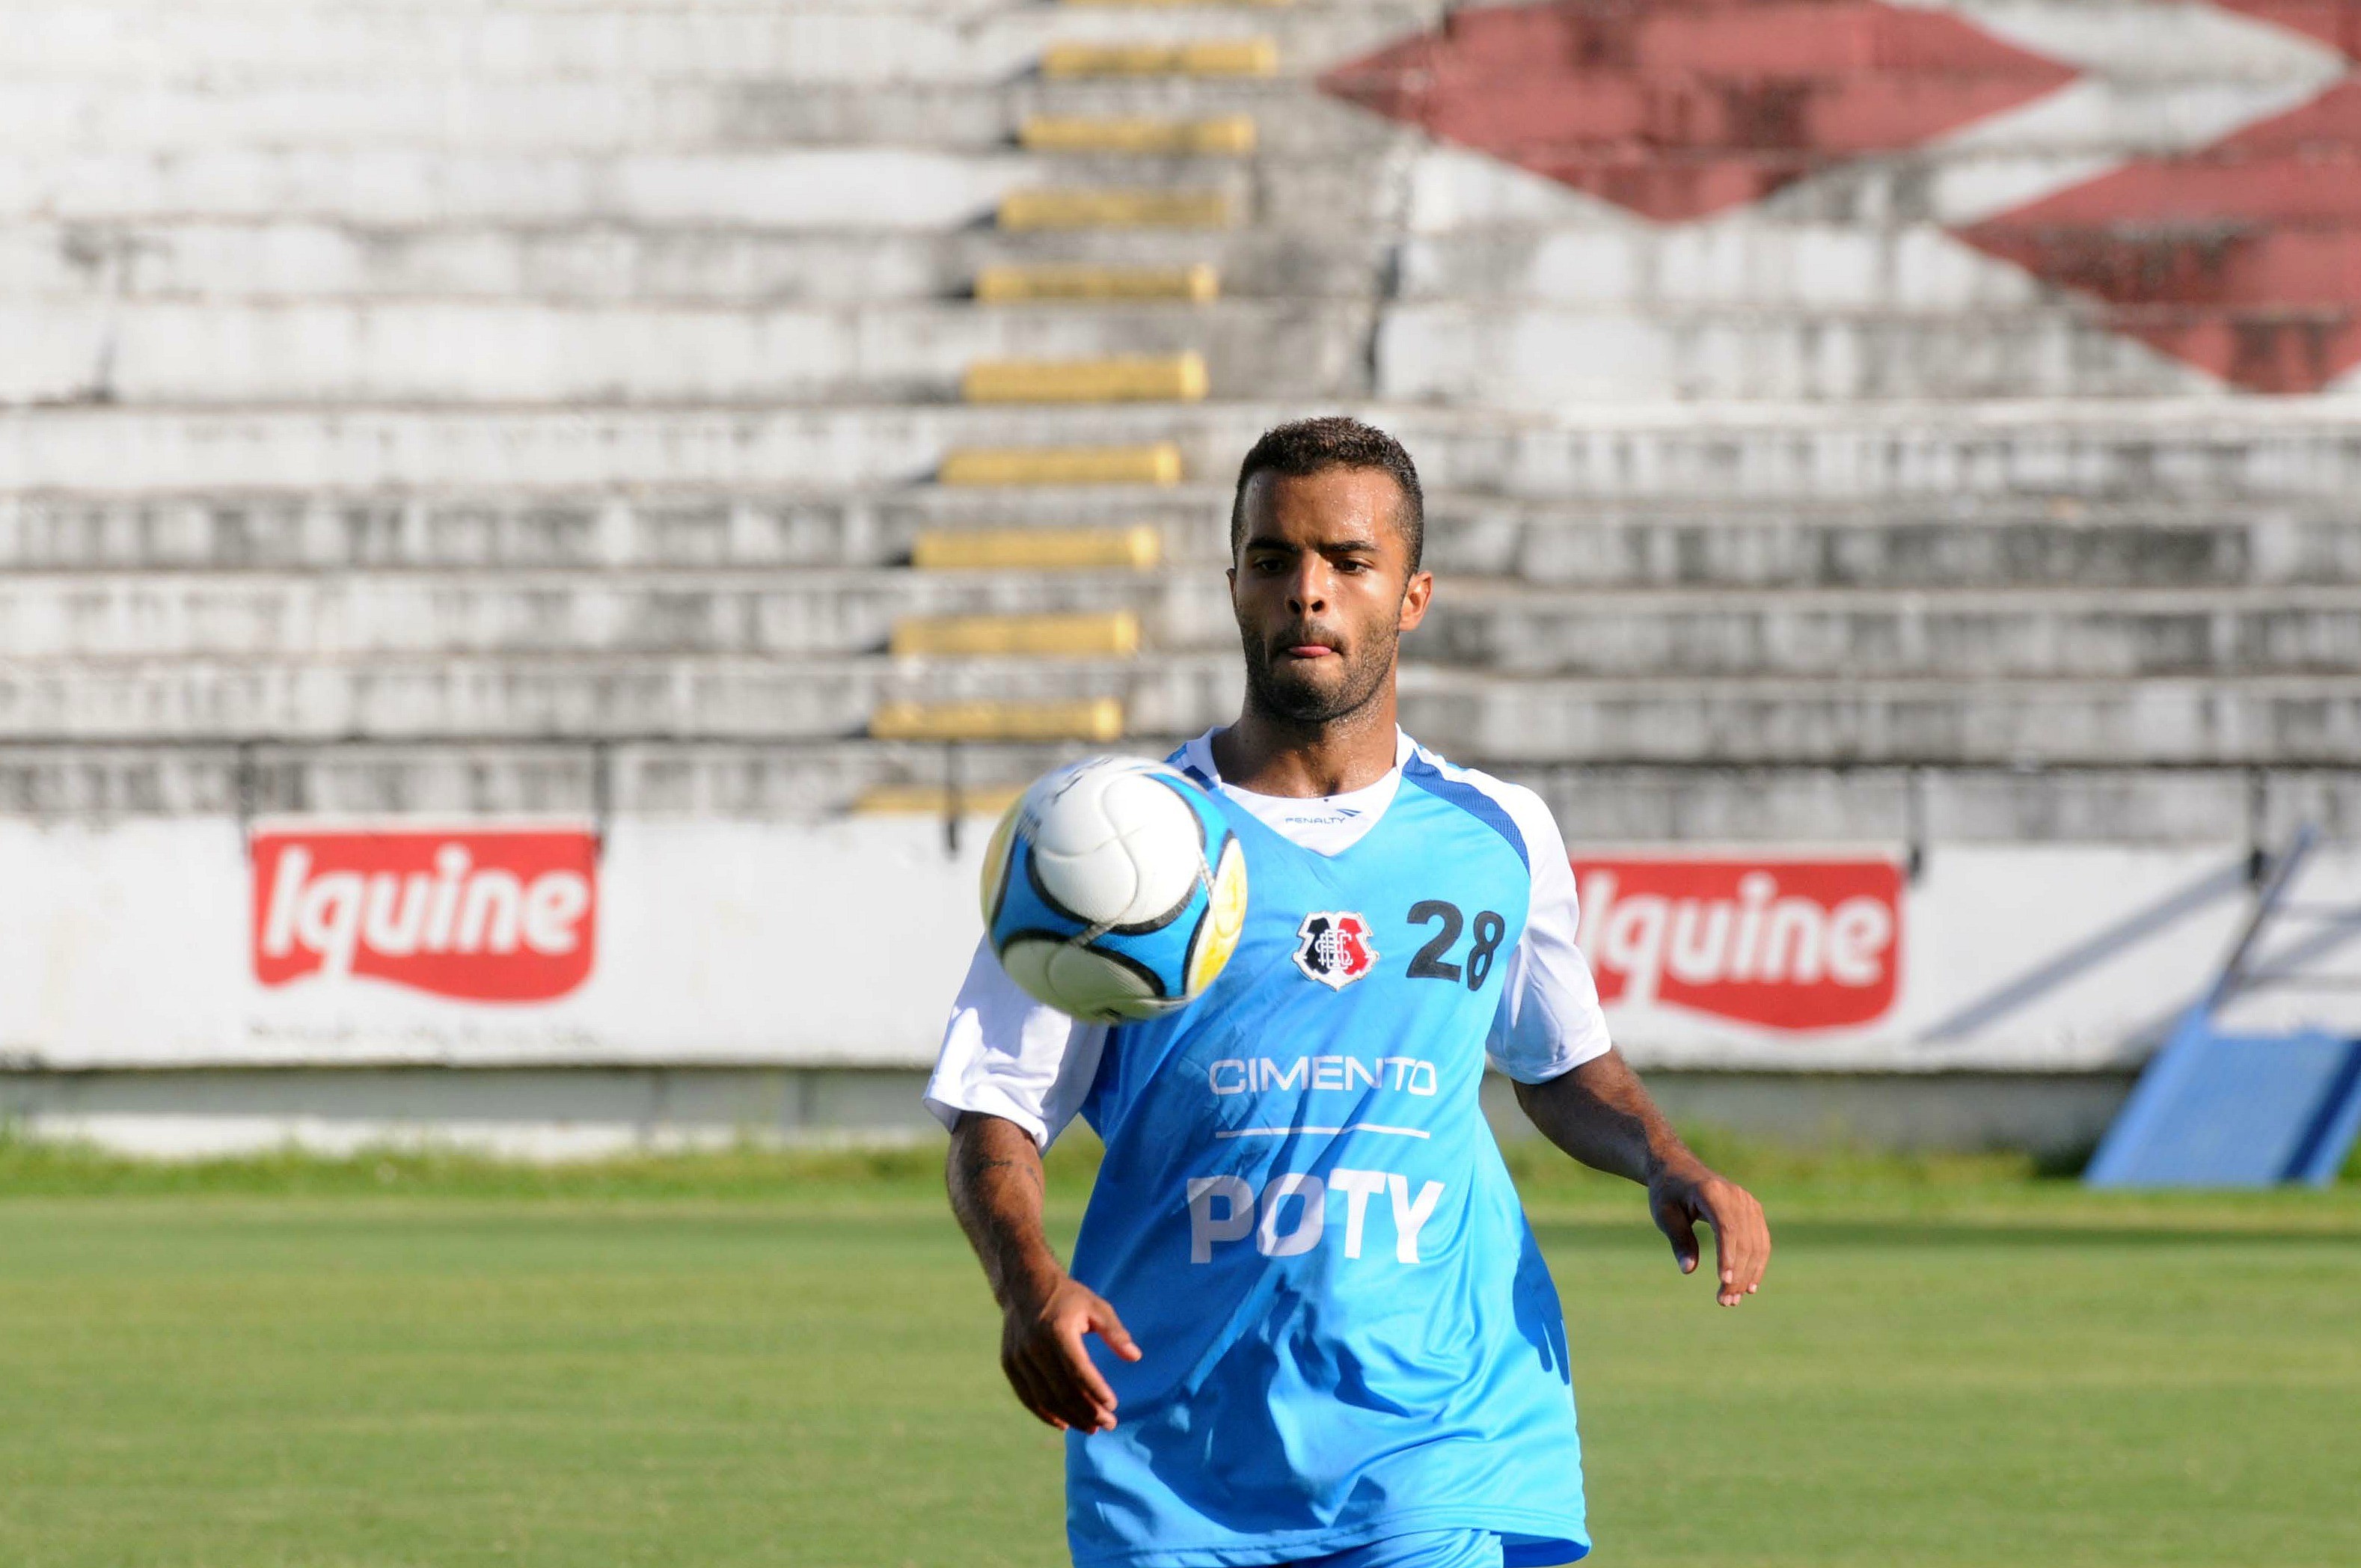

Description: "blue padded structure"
2087 1008 2361 1188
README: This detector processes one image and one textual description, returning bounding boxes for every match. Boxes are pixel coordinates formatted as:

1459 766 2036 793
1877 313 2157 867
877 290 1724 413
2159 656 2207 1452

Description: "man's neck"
1208 692 1400 799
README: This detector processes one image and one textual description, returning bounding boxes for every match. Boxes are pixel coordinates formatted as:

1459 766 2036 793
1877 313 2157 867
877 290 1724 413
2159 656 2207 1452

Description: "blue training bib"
1060 752 1590 1568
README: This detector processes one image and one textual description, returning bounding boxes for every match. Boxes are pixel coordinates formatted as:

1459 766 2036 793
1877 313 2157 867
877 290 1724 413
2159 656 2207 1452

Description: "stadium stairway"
5 0 2361 847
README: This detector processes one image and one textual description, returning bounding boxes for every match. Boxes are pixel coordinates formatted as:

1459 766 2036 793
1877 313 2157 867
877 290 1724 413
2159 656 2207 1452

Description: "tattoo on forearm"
954 1146 1041 1195
946 1121 1064 1310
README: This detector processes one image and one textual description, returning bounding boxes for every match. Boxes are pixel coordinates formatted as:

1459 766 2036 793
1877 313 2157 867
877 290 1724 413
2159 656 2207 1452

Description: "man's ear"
1397 569 1433 633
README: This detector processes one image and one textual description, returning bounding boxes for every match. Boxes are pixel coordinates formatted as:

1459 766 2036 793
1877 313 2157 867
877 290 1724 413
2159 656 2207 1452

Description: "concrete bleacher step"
25 59 2336 164
0 653 1247 742
0 223 1382 306
0 79 1371 157
26 296 2338 406
29 295 2316 407
0 570 1237 658
25 144 2310 236
0 3 1417 85
1396 227 2063 311
12 403 2361 498
0 655 2353 766
1377 304 2239 404
1515 764 2361 849
15 83 2321 199
10 572 2361 679
9 299 1374 405
1430 500 2361 589
7 739 2359 844
1415 587 2361 679
0 491 1229 571
0 221 1379 307
0 148 1311 229
10 489 2359 589
1396 672 2361 767
0 736 1109 820
65 144 2306 261
26 211 2361 319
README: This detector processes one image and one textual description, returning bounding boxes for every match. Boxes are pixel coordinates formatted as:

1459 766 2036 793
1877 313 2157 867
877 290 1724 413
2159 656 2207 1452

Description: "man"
926 417 1771 1568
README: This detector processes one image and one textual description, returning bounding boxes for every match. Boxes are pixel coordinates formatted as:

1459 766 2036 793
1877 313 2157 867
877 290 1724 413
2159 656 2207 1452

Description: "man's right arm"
946 1110 1141 1433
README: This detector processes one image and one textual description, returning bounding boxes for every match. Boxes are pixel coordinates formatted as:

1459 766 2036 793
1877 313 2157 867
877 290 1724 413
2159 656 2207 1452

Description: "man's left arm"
1513 1051 1770 1307
1481 781 1769 1307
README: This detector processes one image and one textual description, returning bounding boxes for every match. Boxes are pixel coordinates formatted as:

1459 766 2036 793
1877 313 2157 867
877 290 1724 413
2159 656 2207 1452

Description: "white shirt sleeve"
923 940 1109 1149
1484 784 1615 1083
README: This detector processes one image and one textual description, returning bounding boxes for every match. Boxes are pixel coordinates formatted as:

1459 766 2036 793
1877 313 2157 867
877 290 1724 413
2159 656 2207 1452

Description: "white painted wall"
3 815 2354 1074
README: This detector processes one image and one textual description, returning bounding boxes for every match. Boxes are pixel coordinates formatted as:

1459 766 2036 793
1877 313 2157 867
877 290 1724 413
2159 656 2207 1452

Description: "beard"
1239 618 1399 728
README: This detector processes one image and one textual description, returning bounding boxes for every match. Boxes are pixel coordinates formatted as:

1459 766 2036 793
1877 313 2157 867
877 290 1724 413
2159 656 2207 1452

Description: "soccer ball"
981 757 1249 1023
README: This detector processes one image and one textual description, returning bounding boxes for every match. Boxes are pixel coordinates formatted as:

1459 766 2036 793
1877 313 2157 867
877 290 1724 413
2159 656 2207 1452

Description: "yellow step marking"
1020 115 1256 155
962 353 1207 404
1042 39 1278 77
869 698 1125 743
938 443 1182 487
852 783 1031 818
975 263 1219 302
891 612 1143 658
1062 0 1292 8
912 525 1163 571
998 188 1234 230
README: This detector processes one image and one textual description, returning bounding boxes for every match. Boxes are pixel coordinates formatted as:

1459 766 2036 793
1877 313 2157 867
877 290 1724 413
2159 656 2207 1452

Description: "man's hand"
1649 1160 1770 1306
1513 1051 1772 1308
946 1112 1147 1433
999 1274 1142 1433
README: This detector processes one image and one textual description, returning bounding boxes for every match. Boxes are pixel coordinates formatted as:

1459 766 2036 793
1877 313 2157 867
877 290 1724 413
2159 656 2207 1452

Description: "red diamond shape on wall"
1957 37 2361 391
2204 0 2361 56
1319 0 2080 223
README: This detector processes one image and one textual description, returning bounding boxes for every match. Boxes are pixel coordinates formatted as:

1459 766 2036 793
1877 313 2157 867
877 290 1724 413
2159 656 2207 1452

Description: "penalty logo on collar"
1293 911 1378 990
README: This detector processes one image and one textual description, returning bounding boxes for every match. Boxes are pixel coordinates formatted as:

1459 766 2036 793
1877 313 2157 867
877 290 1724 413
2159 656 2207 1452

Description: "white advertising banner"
1574 847 2361 1071
1 815 2356 1072
0 816 993 1071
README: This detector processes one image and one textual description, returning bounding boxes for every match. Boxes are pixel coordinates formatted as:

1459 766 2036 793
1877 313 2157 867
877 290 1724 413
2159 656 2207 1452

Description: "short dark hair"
1228 416 1425 573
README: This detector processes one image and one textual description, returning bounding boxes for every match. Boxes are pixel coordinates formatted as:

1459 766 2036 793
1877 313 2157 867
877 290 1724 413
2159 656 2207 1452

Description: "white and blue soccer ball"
981 756 1249 1023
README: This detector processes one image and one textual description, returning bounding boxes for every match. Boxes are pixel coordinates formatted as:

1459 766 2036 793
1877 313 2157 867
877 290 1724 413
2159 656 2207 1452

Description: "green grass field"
1 1139 2356 1568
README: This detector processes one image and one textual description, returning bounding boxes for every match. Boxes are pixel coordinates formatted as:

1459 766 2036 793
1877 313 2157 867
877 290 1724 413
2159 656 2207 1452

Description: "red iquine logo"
1574 859 1903 1031
252 828 598 1002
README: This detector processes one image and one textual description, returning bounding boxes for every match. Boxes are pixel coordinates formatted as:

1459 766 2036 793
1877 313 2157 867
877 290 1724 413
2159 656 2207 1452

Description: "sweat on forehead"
1228 417 1425 572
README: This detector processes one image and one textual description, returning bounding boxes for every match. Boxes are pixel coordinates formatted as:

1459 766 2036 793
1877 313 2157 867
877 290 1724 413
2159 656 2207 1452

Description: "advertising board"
1 817 2354 1072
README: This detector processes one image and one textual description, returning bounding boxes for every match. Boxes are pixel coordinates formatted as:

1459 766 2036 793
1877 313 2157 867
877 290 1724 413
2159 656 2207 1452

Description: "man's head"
1226 417 1432 730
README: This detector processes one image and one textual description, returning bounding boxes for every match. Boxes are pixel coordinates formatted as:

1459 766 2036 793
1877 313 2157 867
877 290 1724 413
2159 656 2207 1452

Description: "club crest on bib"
1293 911 1378 990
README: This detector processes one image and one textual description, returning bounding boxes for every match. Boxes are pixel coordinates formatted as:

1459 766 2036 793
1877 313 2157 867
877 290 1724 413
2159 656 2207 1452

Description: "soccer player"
927 417 1771 1568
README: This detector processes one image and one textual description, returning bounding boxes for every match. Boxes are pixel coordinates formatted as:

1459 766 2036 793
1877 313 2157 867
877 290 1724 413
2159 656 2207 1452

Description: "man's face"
1228 466 1432 726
